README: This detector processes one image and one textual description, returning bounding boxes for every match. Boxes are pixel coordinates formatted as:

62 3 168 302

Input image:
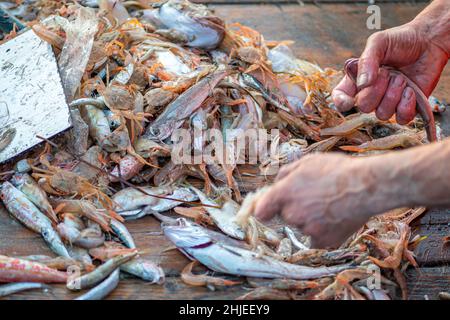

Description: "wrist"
354 154 411 216
364 140 450 210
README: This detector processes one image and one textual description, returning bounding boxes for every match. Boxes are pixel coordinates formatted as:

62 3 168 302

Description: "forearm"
368 139 450 211
411 0 450 56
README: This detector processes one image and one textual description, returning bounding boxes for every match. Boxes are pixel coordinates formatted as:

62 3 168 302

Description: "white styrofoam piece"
0 30 71 163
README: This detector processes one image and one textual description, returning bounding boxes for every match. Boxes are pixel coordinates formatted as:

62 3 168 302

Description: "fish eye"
151 127 160 136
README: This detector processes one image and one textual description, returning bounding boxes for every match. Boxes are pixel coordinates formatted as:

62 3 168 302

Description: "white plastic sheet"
58 7 98 101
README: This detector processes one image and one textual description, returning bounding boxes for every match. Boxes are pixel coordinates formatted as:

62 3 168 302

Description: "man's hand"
254 153 393 248
255 153 416 247
332 8 449 124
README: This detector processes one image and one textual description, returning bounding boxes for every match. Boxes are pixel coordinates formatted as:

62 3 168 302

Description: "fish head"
157 0 225 49
239 73 264 92
221 223 246 241
41 227 70 258
147 122 174 142
9 173 24 186
171 187 199 202
139 261 165 284
162 219 212 248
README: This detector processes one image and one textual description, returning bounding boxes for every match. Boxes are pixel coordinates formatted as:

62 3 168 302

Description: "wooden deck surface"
1 2 449 300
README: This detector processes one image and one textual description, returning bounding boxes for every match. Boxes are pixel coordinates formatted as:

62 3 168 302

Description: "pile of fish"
0 0 447 300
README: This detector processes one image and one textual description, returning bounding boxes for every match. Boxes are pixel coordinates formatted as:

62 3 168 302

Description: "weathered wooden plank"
2 265 448 300
0 277 247 300
406 266 450 300
412 223 450 267
415 208 450 226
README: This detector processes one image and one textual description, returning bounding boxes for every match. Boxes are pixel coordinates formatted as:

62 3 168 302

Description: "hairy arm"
368 138 450 211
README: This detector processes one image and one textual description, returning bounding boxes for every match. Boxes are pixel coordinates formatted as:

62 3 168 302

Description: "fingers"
254 182 286 221
275 160 301 182
355 68 390 113
331 75 357 112
357 32 387 90
375 74 407 120
396 87 416 124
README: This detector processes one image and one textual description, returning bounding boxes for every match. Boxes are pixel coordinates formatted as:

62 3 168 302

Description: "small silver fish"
164 220 353 280
112 186 197 213
74 269 120 300
10 173 58 223
67 252 136 291
0 282 50 297
191 186 246 240
1 182 69 258
110 219 136 249
120 259 165 284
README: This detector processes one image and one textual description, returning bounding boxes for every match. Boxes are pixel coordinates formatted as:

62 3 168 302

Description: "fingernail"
336 93 348 104
392 75 405 88
357 73 368 88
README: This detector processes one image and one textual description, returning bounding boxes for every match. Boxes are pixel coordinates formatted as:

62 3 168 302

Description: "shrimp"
32 157 116 216
89 243 138 261
278 110 321 141
181 261 242 288
143 88 177 114
173 206 214 226
320 113 381 136
237 46 275 84
315 270 367 300
32 24 65 52
340 131 424 153
50 199 112 232
17 255 90 272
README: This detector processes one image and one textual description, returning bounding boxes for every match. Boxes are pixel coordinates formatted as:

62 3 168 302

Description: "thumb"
332 75 357 112
254 183 285 221
357 32 387 90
